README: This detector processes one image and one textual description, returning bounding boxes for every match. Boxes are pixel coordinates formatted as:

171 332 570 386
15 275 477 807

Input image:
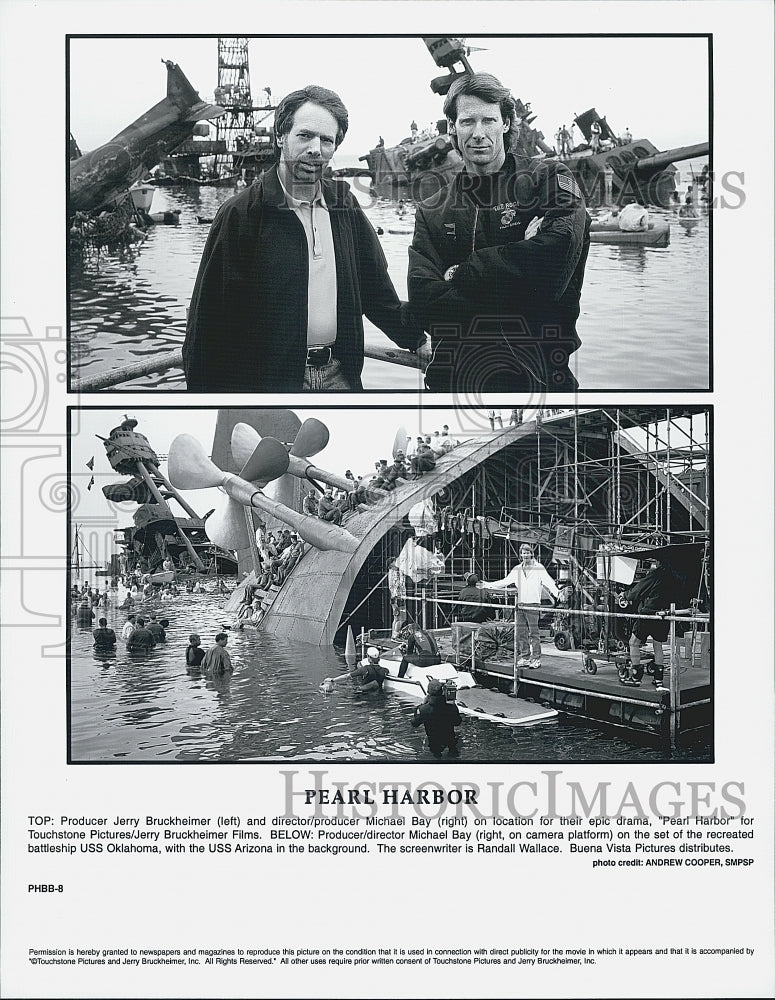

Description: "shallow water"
70 590 711 764
69 184 709 391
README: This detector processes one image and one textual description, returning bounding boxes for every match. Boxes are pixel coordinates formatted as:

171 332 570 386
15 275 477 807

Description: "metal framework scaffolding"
338 407 710 640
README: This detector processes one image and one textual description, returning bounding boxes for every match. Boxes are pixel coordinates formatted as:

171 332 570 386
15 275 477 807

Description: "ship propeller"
238 435 289 485
167 433 359 554
168 433 224 489
290 417 329 458
204 497 253 552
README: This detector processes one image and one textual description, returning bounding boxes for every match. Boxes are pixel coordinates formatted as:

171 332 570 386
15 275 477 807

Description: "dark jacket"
411 693 461 752
184 167 424 391
147 622 166 642
408 152 590 392
92 626 117 649
457 584 491 623
127 627 156 651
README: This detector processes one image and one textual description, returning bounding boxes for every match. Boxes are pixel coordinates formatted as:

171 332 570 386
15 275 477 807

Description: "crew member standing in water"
411 679 462 757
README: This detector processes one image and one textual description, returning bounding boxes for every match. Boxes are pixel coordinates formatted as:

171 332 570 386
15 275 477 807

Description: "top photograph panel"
67 35 711 394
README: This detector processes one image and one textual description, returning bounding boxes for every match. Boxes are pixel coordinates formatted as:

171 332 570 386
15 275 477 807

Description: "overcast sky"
68 35 709 160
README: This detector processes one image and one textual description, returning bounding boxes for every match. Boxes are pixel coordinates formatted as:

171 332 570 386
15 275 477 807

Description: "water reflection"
70 591 710 764
70 187 709 390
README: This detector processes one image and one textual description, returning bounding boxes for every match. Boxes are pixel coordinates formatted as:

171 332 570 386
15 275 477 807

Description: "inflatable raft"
377 650 558 727
589 219 670 247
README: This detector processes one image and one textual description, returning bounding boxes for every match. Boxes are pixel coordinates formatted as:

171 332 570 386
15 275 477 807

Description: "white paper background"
1 2 773 997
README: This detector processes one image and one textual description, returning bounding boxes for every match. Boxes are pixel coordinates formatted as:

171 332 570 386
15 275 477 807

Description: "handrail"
72 343 424 392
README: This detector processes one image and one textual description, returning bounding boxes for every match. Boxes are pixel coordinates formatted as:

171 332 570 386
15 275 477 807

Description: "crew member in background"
202 633 233 678
77 599 94 629
302 489 319 516
623 560 678 689
186 634 206 672
456 573 492 624
126 617 156 652
318 488 342 524
479 543 558 669
184 85 431 391
121 613 137 641
92 617 116 651
387 557 407 637
409 72 589 393
590 119 602 153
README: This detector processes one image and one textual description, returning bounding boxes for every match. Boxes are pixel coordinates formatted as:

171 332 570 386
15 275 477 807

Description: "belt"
306 346 334 367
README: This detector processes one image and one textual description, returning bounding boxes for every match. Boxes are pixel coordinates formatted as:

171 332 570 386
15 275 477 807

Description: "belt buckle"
307 346 332 367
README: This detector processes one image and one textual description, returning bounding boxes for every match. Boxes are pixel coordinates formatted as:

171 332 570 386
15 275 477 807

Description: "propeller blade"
168 434 225 490
230 423 261 469
239 437 290 485
205 496 253 551
290 417 329 458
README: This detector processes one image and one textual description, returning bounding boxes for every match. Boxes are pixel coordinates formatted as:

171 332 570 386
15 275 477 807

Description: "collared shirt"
279 174 338 348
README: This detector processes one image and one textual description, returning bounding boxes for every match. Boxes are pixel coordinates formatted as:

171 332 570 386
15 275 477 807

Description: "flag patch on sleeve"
557 173 582 200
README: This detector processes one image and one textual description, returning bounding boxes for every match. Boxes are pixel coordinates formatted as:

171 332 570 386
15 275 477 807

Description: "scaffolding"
336 406 710 645
213 38 276 178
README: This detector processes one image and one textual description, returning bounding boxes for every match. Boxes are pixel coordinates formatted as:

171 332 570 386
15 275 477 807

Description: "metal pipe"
339 569 390 631
73 343 424 392
148 464 200 520
512 596 519 695
669 602 679 749
135 461 206 571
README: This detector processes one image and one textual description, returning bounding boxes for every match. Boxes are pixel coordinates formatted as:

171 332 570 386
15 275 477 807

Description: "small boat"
589 219 670 247
128 181 155 213
678 207 700 229
376 648 558 727
149 570 175 585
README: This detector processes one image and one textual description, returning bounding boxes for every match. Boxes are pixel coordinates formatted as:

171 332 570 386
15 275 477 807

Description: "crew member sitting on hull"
409 72 590 393
302 489 319 516
318 489 342 525
411 679 462 758
350 647 389 693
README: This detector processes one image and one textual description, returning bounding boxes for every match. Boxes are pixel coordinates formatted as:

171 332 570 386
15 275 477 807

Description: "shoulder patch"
556 173 582 200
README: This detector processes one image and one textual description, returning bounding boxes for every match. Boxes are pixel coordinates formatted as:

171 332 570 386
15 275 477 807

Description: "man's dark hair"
274 85 349 153
215 632 228 643
466 574 478 587
98 617 107 626
443 72 518 151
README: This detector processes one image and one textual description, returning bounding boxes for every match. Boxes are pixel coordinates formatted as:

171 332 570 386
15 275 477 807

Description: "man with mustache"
184 85 429 391
409 73 590 393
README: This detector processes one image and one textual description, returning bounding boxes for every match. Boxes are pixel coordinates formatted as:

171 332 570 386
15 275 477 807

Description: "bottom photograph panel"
68 405 712 764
